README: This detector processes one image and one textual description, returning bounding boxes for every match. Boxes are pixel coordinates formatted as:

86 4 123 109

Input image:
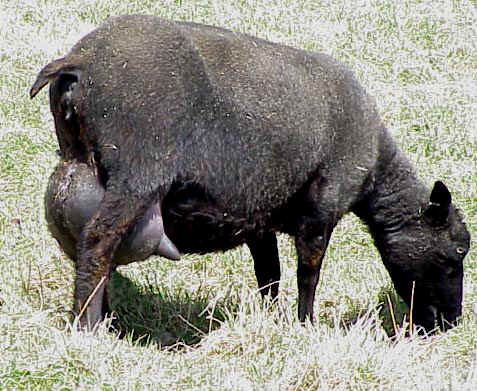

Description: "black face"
383 181 470 332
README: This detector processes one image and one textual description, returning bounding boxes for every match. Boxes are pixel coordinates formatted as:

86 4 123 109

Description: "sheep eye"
456 247 466 255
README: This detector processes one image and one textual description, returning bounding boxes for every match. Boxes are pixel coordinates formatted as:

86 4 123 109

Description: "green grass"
1 0 476 389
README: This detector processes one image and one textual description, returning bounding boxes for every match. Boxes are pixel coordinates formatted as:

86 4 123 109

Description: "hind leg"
247 232 280 300
74 192 151 330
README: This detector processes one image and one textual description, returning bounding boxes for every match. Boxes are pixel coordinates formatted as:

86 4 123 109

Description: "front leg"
295 221 335 323
294 174 343 323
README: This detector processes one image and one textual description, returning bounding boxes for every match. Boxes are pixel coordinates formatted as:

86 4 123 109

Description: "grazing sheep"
31 15 470 332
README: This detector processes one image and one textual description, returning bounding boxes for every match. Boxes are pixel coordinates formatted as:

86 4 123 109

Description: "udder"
45 160 180 264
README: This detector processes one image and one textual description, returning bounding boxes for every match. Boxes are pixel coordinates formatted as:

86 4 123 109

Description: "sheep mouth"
436 308 461 332
413 305 461 333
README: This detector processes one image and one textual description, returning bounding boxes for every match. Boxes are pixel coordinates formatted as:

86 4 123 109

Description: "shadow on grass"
106 271 238 348
318 287 410 338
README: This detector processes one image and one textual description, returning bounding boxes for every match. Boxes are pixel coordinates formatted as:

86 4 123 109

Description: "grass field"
1 0 476 389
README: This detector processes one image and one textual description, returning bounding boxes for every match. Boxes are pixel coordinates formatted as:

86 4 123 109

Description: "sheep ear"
424 181 451 225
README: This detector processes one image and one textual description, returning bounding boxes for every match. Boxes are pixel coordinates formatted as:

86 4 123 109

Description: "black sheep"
31 15 470 332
